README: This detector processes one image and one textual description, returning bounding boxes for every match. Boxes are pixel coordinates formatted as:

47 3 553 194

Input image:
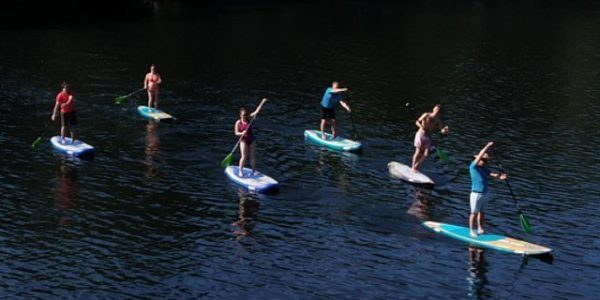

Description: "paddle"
492 148 532 233
343 94 361 141
220 99 267 168
405 102 449 162
31 136 43 148
114 88 146 104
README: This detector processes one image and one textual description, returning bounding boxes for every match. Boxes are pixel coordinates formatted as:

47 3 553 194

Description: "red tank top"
56 91 75 113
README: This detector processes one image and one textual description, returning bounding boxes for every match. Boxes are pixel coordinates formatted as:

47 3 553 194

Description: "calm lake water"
1 1 599 298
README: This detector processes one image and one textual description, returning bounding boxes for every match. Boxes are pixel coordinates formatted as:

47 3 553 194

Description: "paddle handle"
492 149 522 211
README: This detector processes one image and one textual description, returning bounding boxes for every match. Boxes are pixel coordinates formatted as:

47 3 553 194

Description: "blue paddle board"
225 166 279 193
304 129 362 152
137 106 174 122
388 161 434 186
423 221 552 255
50 136 95 158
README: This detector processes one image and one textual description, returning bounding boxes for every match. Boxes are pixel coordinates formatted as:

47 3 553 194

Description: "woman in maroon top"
234 98 267 177
51 82 77 144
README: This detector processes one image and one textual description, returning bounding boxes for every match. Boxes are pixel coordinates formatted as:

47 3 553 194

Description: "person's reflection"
467 246 489 299
56 161 78 225
144 121 160 181
407 187 434 220
231 189 260 240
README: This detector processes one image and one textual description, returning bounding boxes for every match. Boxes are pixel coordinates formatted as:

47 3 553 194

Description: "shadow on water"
54 160 79 226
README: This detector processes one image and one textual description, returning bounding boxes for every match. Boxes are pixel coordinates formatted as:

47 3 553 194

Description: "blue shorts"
470 192 488 213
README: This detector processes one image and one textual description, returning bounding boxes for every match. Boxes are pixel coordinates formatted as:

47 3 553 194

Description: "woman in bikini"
143 64 162 111
234 98 268 177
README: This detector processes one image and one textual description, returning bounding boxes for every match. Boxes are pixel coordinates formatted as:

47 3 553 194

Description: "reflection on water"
55 161 79 225
231 189 260 240
407 187 436 220
144 121 160 181
467 246 489 300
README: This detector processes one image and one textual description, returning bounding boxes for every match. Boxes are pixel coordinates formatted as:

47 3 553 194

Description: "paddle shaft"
228 115 258 156
492 149 522 211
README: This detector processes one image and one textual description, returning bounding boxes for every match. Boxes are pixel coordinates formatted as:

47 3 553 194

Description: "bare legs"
238 142 256 177
320 119 337 140
469 212 485 237
147 90 159 110
411 147 429 172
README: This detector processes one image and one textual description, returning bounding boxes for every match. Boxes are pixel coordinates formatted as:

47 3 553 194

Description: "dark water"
1 1 600 298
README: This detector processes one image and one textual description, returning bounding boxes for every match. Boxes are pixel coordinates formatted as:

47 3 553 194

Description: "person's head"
61 82 70 92
432 104 441 115
475 152 490 166
332 81 339 89
239 107 249 121
150 64 156 72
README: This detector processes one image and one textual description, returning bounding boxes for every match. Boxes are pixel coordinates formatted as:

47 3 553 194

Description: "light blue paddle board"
388 161 434 186
225 166 279 193
304 129 362 152
137 106 174 122
423 221 552 255
50 136 95 158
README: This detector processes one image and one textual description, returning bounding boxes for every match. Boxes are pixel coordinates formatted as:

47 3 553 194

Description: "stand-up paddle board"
304 130 362 152
388 161 434 186
50 136 95 158
225 166 279 193
137 106 174 122
423 221 551 255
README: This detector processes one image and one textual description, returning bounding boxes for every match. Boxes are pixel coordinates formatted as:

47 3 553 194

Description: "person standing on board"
320 81 351 140
235 98 268 177
51 82 77 144
469 141 508 238
411 104 449 172
143 64 162 111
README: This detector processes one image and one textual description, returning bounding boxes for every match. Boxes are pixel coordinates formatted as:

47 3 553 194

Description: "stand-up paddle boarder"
411 104 449 172
51 82 77 144
143 64 162 111
234 98 268 177
320 81 351 140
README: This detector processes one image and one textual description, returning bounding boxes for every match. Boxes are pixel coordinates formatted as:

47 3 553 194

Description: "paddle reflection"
55 161 79 225
231 189 260 240
144 121 160 181
467 246 489 299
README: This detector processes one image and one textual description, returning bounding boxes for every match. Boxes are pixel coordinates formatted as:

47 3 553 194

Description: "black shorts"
320 106 335 120
61 111 78 127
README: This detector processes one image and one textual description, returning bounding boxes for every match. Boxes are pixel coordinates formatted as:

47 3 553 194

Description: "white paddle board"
137 106 174 122
225 166 279 193
50 136 95 158
388 161 434 186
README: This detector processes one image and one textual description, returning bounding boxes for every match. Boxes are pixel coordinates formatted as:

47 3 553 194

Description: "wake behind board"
50 136 95 158
225 166 279 193
388 161 434 186
304 130 362 152
137 106 174 122
423 221 552 255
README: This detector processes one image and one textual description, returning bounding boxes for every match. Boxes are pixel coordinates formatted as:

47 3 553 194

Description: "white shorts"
470 192 488 213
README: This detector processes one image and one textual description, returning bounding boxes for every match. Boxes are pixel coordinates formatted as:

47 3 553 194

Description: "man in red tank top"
51 82 77 144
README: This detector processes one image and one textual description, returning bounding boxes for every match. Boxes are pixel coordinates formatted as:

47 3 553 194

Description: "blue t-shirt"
470 160 490 193
320 87 343 109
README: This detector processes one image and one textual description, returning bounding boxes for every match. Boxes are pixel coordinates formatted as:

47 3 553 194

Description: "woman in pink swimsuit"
143 64 162 111
234 98 268 177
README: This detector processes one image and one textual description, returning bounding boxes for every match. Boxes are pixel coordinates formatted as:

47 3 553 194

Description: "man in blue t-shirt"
319 81 351 140
469 141 508 238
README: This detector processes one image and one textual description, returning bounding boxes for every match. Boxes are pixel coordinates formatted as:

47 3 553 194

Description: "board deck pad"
137 106 174 121
423 221 552 255
50 136 95 158
304 129 362 152
388 161 434 185
225 166 279 193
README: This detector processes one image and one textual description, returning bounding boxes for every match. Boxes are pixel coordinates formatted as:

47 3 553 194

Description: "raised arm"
340 100 351 113
250 98 268 117
474 141 494 165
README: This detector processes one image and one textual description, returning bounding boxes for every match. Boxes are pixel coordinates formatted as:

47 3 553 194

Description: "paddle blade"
520 213 532 233
437 147 449 163
220 153 233 168
31 137 43 148
114 95 128 104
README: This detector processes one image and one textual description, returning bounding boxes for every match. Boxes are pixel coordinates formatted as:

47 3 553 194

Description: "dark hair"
61 82 69 89
434 104 441 109
239 107 248 115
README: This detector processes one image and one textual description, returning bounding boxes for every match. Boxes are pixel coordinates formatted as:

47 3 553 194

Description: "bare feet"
477 228 485 235
470 230 478 238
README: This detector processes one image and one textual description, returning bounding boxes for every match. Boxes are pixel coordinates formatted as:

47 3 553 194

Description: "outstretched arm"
250 98 268 117
331 87 348 93
474 141 494 165
490 171 507 180
340 100 351 113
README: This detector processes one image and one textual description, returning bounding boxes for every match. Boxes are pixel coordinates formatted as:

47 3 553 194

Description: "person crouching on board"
234 98 268 177
319 81 351 140
412 104 449 172
469 141 508 238
144 64 162 111
51 82 77 144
